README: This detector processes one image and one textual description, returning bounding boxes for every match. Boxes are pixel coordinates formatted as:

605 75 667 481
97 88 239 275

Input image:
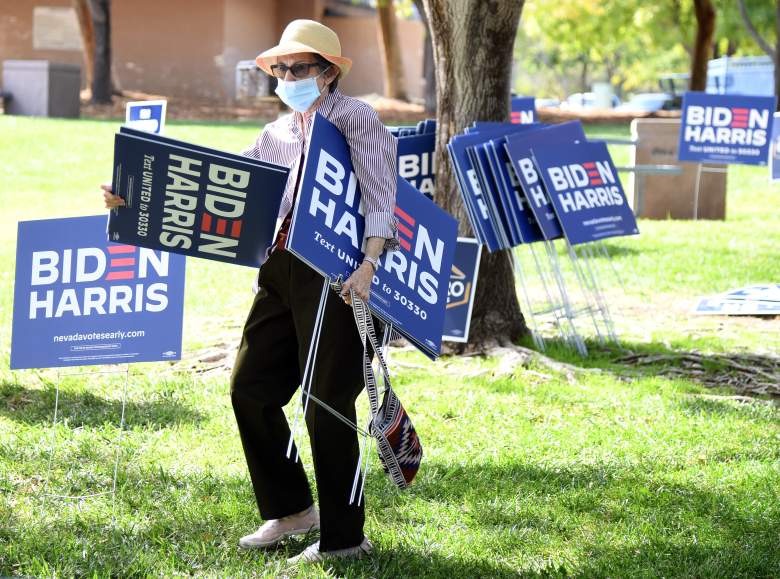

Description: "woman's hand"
341 261 375 305
101 183 125 209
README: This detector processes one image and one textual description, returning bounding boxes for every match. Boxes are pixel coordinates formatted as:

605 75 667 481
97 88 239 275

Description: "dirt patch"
617 350 780 398
75 90 669 126
538 106 680 125
80 90 282 122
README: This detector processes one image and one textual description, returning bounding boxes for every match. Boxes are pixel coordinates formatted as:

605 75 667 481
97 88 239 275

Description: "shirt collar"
288 89 341 139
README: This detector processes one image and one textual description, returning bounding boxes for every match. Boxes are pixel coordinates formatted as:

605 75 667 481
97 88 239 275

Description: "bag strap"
330 279 393 420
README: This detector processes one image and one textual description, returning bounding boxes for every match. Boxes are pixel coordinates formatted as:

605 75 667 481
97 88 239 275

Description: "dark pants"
230 249 366 551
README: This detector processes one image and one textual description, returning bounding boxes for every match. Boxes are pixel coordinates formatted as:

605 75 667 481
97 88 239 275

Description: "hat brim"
256 41 352 78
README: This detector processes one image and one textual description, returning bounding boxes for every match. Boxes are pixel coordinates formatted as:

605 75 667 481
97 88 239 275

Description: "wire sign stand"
513 241 590 357
513 234 624 356
40 366 131 518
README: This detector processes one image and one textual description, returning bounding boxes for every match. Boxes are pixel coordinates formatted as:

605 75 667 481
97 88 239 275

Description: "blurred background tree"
512 0 776 100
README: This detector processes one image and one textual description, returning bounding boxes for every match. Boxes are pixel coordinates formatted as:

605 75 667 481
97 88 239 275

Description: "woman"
104 20 398 564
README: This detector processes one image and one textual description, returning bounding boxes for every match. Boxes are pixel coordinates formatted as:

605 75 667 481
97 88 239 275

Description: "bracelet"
363 255 378 272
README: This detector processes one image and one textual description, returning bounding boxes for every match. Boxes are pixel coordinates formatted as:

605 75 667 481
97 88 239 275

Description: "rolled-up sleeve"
343 103 399 251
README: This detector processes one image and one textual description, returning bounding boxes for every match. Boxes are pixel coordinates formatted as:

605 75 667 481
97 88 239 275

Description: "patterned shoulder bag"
342 283 423 489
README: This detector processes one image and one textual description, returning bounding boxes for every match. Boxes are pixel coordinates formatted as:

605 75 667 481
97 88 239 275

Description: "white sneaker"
286 536 373 564
238 506 320 549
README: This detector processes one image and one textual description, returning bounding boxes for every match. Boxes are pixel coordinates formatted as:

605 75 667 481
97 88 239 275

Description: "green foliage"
514 0 777 99
1 118 780 577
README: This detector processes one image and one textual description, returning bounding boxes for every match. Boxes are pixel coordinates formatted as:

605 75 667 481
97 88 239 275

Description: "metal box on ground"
2 60 80 118
630 118 727 220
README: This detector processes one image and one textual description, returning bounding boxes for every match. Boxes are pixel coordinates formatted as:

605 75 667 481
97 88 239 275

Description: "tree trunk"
89 0 112 104
377 0 408 101
412 0 436 113
422 0 528 350
580 58 589 93
690 0 716 91
72 0 95 92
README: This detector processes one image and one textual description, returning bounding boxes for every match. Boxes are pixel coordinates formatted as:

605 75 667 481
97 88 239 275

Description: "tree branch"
737 0 775 61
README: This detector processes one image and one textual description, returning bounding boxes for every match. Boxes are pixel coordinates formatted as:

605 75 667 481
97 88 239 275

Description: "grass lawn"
1 116 779 577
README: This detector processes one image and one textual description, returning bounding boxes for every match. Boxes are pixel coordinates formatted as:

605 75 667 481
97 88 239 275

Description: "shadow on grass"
512 335 780 402
0 381 204 428
407 460 780 577
6 458 778 577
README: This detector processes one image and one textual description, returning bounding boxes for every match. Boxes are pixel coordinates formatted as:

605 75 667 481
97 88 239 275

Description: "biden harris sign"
11 215 186 369
532 141 639 245
678 92 776 166
287 114 458 359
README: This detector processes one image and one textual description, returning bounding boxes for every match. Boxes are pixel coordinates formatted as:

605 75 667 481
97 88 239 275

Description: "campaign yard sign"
443 238 482 343
484 134 545 245
448 124 542 252
770 112 780 181
126 100 167 134
504 121 587 241
108 131 289 267
287 113 458 359
511 96 537 124
397 132 436 198
11 215 186 369
678 92 776 166
694 297 780 315
532 141 639 245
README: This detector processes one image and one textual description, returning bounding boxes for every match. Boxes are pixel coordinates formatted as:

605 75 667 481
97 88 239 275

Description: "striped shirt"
242 89 399 251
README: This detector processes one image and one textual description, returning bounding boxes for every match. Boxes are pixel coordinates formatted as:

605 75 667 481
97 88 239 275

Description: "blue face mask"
275 67 330 113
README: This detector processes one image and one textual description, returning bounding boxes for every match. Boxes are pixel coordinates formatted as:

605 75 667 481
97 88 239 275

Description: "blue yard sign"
288 114 458 359
397 132 436 198
770 112 780 181
504 121 587 241
511 96 537 124
11 215 186 369
107 131 289 267
448 124 542 252
678 91 776 165
126 100 167 134
484 135 545 244
443 238 482 343
531 141 639 245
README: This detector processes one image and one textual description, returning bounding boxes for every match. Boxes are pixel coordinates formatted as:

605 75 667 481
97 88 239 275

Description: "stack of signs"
511 96 537 124
397 131 436 199
107 127 289 267
11 215 186 369
449 120 640 251
694 284 780 316
442 238 482 342
448 122 541 251
678 92 777 166
531 141 640 245
287 114 458 359
503 122 588 242
389 118 436 138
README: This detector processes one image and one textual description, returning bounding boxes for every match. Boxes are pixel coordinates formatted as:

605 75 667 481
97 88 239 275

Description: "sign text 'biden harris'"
287 114 458 359
678 92 776 166
532 141 639 246
108 130 289 267
11 215 186 369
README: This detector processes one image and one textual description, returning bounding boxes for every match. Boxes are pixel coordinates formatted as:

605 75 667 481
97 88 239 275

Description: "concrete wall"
1 1 424 104
113 1 228 101
325 14 424 101
0 0 85 75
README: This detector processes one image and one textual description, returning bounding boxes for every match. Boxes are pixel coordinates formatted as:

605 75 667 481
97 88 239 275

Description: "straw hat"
256 20 352 78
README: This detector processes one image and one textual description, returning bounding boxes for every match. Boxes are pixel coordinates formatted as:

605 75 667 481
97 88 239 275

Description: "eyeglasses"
269 61 324 79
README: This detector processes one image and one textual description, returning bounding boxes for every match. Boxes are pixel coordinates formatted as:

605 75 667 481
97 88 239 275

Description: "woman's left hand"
341 261 374 305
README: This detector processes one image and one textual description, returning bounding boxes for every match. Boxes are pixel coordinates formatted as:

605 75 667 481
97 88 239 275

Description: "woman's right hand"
101 183 125 209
